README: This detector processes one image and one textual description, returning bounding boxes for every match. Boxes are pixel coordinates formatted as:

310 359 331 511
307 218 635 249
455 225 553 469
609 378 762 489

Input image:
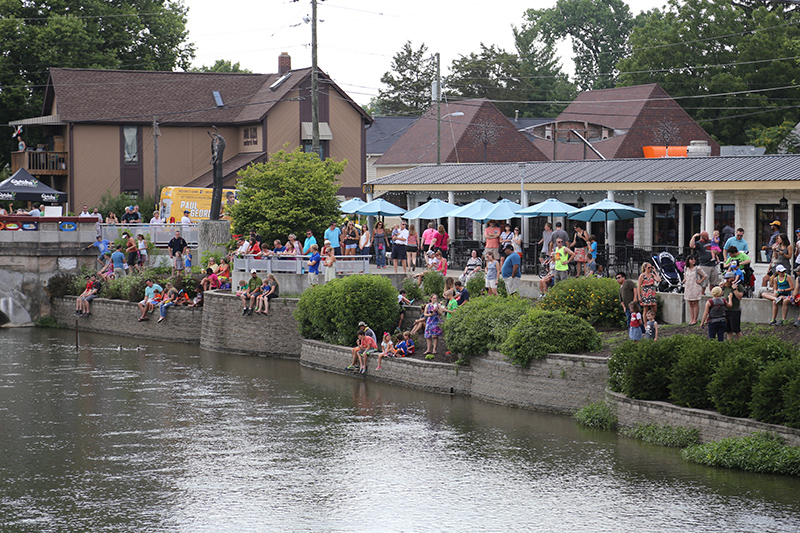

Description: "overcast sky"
185 0 667 105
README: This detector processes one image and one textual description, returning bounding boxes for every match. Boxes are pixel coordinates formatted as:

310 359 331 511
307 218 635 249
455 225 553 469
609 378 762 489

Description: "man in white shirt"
78 205 92 217
181 210 192 234
28 204 41 217
392 220 409 274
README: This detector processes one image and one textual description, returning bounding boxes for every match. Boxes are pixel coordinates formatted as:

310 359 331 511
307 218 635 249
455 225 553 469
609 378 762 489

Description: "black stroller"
652 251 683 293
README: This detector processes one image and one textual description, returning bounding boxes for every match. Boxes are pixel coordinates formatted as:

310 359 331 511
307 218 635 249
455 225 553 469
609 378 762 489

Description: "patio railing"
234 254 370 275
100 223 198 248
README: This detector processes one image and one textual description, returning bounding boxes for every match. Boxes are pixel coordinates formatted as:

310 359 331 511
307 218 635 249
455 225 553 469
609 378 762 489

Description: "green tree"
447 39 575 118
523 0 637 90
229 147 346 245
0 0 195 168
617 0 800 145
747 120 800 154
191 59 252 73
374 41 437 116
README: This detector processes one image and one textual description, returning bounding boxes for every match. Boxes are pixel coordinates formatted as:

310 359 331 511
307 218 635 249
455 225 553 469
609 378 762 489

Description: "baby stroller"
653 251 683 293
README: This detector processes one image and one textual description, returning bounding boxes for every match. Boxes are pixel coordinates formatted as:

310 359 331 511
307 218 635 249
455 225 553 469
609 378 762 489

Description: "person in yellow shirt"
552 238 574 283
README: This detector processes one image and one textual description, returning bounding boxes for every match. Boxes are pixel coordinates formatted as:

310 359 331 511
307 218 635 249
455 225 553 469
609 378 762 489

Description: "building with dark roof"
524 84 720 160
9 53 372 208
368 154 800 258
372 99 548 180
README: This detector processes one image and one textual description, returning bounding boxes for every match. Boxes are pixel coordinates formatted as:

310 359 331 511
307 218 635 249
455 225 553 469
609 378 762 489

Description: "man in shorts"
168 230 188 272
137 278 163 321
721 271 744 340
123 232 137 272
307 244 321 286
501 244 521 295
552 237 573 282
392 221 409 274
240 269 262 316
348 321 377 369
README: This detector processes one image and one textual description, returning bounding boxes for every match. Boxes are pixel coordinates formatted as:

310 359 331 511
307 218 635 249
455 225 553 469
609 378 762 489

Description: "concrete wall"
659 290 800 325
199 291 301 358
299 341 608 415
229 270 413 296
51 296 203 344
607 390 800 446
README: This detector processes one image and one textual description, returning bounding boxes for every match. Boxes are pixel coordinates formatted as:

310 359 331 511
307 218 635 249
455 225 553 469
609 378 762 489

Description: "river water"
1 328 799 532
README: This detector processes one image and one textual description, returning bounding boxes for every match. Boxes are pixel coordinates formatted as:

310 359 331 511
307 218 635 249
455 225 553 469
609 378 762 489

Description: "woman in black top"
571 223 588 277
343 221 360 257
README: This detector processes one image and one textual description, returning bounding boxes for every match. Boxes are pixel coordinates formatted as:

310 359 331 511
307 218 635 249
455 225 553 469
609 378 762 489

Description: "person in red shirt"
484 220 501 260
356 330 378 374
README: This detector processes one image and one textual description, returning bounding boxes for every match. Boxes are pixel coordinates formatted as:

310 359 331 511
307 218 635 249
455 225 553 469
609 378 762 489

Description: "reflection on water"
1 328 799 532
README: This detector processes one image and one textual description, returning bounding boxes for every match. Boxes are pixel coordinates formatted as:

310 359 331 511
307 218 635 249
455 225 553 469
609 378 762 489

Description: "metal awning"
301 122 333 141
6 115 64 127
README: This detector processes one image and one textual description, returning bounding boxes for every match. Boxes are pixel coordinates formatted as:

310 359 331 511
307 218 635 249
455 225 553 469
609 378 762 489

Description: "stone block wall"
469 351 609 414
51 296 203 344
301 339 472 395
199 291 301 358
607 390 800 446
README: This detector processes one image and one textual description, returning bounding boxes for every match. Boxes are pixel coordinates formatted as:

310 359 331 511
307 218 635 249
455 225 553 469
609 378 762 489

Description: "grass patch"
622 423 700 448
34 316 65 329
573 400 617 430
681 431 800 476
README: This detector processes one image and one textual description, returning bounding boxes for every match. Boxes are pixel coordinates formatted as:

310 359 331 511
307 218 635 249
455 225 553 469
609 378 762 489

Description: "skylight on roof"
212 91 224 107
269 72 292 91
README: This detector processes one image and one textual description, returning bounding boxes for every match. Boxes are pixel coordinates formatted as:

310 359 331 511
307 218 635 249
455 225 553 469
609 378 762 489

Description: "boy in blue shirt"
307 244 321 285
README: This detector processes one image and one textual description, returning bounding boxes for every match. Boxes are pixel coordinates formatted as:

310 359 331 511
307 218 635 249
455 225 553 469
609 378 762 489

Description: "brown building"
8 54 372 209
373 98 548 179
524 83 720 160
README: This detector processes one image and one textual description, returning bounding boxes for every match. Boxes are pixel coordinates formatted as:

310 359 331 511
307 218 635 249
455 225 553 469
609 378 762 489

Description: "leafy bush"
622 423 700 448
34 316 64 329
200 249 225 269
607 336 688 401
573 400 617 430
538 276 625 327
500 309 601 366
750 358 800 425
708 351 762 418
97 189 158 221
402 277 424 303
782 372 800 429
295 274 399 346
681 432 800 476
465 271 485 298
421 270 444 297
731 335 796 365
46 272 79 299
101 274 148 302
669 337 726 409
442 296 530 358
497 276 508 297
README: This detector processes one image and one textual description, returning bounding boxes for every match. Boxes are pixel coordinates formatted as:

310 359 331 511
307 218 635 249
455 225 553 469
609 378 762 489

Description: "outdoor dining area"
342 195 651 276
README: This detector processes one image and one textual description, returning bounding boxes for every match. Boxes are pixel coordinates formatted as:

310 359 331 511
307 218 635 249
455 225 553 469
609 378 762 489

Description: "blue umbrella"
516 198 577 218
339 197 366 214
354 198 406 217
469 198 523 223
403 198 457 220
446 198 495 219
568 199 646 223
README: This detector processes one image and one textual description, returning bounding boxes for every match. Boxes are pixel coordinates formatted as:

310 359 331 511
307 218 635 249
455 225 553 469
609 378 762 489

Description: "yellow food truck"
158 187 238 222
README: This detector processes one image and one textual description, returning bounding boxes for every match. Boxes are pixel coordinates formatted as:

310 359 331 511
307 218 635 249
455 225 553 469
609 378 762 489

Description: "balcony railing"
11 151 68 175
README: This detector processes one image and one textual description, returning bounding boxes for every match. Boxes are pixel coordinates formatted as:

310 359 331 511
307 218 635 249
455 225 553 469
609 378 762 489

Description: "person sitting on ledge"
240 269 262 316
254 274 279 315
75 274 101 317
347 321 377 370
355 330 378 374
189 288 204 307
157 286 179 324
201 268 220 292
137 279 163 322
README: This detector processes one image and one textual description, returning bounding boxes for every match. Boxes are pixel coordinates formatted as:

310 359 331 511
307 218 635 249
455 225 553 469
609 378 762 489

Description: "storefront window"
756 205 788 262
653 204 678 246
714 204 735 238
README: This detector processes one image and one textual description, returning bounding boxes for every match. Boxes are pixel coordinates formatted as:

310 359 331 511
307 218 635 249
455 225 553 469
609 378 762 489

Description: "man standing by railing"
324 221 342 256
690 231 719 288
168 230 188 274
303 230 317 254
392 220 409 275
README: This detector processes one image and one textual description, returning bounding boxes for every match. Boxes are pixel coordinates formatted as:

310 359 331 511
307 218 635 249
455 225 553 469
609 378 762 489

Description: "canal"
1 328 799 532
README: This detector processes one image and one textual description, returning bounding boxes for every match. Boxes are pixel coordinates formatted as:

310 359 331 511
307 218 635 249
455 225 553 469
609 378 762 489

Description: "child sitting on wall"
377 331 396 370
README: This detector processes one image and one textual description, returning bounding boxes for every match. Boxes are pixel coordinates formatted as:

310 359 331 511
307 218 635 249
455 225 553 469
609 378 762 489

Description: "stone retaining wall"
51 296 203 344
606 389 800 446
199 291 301 358
299 341 608 414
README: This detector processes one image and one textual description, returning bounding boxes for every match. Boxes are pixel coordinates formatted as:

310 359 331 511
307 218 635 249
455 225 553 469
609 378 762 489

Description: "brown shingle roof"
375 99 548 166
44 67 312 125
530 84 719 160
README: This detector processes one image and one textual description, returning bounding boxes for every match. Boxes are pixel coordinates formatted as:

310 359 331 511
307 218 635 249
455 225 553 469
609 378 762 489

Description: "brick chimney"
278 52 291 75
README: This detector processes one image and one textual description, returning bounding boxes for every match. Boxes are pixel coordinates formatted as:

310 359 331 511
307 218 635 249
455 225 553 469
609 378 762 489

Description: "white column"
407 194 418 235
448 190 455 240
607 190 616 247
705 189 715 233
520 189 528 245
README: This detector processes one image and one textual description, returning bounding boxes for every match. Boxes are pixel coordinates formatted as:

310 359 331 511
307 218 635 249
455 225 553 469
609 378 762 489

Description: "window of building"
302 140 328 159
653 203 678 246
123 126 138 163
756 204 788 262
683 204 701 246
714 203 735 236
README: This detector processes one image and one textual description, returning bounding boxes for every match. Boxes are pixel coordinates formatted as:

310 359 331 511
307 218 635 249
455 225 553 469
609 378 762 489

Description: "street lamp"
434 52 464 164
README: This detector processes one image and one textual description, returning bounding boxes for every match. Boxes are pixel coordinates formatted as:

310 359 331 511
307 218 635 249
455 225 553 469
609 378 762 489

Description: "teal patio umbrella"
354 198 407 217
403 198 457 220
340 197 366 214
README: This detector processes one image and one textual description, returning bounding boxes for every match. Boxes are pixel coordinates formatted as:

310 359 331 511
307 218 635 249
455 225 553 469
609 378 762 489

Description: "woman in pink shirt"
421 222 438 249
431 224 449 259
407 224 419 271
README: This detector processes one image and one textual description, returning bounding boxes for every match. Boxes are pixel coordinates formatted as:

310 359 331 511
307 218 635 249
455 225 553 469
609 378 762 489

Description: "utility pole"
153 116 160 207
311 0 320 155
435 52 442 165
